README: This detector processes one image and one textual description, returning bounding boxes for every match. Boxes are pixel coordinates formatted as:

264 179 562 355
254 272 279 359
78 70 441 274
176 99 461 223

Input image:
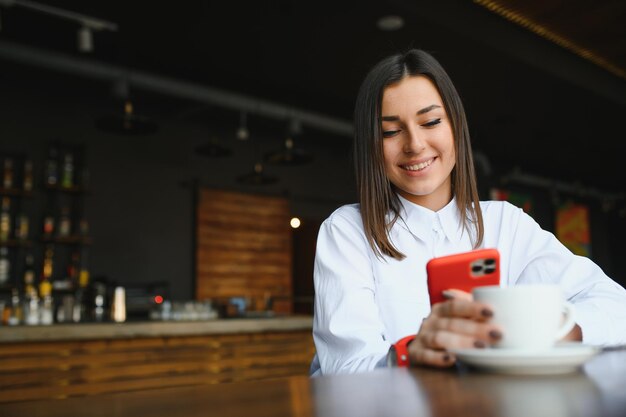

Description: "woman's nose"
403 128 426 154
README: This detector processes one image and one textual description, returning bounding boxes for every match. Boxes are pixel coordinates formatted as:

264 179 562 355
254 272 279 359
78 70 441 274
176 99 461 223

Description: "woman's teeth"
403 158 434 171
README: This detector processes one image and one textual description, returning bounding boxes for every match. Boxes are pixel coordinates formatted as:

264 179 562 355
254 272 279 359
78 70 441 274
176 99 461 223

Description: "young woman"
310 49 626 375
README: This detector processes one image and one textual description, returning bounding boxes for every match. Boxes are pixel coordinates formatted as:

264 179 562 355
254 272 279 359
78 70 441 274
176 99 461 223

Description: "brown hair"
353 49 483 260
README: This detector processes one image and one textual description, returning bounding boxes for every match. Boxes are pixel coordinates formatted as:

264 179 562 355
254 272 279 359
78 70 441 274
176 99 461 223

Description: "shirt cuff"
574 304 611 345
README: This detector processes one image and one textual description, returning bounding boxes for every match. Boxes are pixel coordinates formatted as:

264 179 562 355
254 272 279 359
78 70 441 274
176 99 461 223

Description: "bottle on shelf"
15 213 29 241
61 151 74 189
58 206 71 238
67 250 79 283
42 244 54 281
111 286 126 323
0 197 11 242
23 285 40 326
42 211 55 239
3 158 14 189
45 146 59 187
7 288 22 326
38 280 54 325
72 283 85 323
23 159 33 192
23 253 35 287
93 282 106 322
79 219 89 237
0 247 9 285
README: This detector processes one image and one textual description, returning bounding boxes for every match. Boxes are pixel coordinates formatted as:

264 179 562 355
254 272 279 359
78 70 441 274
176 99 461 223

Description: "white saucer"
452 343 600 375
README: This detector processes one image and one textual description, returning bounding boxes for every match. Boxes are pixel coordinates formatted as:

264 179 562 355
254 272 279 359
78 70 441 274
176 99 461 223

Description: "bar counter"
0 315 313 343
0 316 314 403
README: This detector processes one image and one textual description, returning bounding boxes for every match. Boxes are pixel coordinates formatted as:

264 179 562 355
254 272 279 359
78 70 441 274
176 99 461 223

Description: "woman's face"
381 75 456 211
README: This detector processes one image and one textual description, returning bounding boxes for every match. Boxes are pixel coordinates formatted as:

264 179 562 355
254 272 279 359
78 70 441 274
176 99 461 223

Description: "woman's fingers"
418 328 480 350
422 317 501 342
431 298 494 321
409 298 504 368
409 344 456 368
442 289 473 301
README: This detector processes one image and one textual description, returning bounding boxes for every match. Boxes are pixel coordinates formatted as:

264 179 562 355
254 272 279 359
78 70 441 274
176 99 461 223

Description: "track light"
77 25 93 53
0 0 118 52
236 111 249 141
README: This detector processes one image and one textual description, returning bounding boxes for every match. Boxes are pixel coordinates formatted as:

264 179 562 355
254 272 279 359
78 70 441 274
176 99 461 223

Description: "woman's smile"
400 156 437 172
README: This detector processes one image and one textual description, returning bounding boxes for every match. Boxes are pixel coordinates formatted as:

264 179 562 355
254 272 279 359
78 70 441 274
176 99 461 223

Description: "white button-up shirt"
311 196 626 375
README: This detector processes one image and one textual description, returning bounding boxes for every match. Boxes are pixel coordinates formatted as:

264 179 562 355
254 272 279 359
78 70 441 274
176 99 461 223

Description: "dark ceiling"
0 0 624 192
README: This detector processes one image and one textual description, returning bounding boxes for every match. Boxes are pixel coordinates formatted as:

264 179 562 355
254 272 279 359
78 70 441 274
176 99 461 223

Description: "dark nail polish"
489 330 502 339
443 354 451 362
474 340 486 348
481 308 493 318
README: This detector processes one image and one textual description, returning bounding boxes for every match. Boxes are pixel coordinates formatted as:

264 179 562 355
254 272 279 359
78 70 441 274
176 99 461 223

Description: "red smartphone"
426 248 500 305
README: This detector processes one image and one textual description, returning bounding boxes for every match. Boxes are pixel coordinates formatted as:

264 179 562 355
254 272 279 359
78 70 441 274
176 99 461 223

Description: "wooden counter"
0 316 313 342
0 316 314 403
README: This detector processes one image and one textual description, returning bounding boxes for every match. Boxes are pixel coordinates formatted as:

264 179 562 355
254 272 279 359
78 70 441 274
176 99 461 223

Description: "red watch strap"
394 335 416 367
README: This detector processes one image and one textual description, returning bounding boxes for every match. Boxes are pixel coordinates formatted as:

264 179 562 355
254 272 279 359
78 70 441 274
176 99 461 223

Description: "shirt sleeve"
312 209 391 374
506 205 626 346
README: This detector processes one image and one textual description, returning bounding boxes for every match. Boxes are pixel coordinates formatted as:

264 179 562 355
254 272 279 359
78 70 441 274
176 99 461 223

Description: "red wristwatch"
388 335 416 367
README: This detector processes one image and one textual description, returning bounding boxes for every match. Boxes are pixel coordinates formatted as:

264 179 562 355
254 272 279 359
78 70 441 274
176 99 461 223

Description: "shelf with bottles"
0 249 35 294
1 153 35 252
40 205 92 246
43 142 88 191
1 153 35 195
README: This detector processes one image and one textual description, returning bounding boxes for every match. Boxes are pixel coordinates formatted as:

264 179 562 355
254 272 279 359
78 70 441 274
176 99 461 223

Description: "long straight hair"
354 49 483 260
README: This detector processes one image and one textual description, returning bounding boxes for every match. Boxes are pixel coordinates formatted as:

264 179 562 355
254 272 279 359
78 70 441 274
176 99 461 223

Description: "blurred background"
1 0 625 316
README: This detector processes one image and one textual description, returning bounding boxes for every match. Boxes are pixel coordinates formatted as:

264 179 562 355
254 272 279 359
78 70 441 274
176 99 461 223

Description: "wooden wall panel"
196 189 292 313
0 331 315 403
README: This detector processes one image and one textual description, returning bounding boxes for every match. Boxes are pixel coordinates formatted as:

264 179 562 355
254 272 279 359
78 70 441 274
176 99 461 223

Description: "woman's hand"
407 290 503 367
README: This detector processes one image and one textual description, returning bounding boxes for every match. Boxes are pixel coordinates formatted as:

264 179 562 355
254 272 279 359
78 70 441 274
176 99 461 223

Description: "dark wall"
1 62 624 303
0 66 355 301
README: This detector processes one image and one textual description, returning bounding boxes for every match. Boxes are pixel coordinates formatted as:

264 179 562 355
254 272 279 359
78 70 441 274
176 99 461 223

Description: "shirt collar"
396 194 465 242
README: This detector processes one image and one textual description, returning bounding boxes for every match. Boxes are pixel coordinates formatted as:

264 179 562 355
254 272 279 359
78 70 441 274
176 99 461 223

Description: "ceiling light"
236 111 249 141
0 1 118 50
95 99 158 135
377 15 404 31
77 25 93 53
236 163 277 185
290 217 301 229
265 119 313 166
195 136 232 158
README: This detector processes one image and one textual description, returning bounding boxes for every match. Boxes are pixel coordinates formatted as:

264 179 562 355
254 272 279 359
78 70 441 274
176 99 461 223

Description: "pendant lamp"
264 119 313 166
236 163 277 185
95 99 158 135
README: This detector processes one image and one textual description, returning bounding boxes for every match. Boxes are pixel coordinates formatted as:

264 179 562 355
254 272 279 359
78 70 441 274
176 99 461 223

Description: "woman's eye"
422 118 441 127
382 130 400 138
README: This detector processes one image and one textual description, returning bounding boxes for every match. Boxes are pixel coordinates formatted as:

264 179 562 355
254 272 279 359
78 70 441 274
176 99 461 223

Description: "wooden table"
1 348 624 417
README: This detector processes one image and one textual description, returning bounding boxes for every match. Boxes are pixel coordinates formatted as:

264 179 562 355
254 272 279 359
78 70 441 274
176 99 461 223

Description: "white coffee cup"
472 285 576 350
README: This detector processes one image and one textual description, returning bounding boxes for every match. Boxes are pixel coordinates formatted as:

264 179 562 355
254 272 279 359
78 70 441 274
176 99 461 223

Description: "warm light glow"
290 217 301 229
154 295 164 304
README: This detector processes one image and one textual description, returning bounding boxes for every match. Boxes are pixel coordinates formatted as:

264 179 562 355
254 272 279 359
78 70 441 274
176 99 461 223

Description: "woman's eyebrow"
416 104 441 115
381 104 442 121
